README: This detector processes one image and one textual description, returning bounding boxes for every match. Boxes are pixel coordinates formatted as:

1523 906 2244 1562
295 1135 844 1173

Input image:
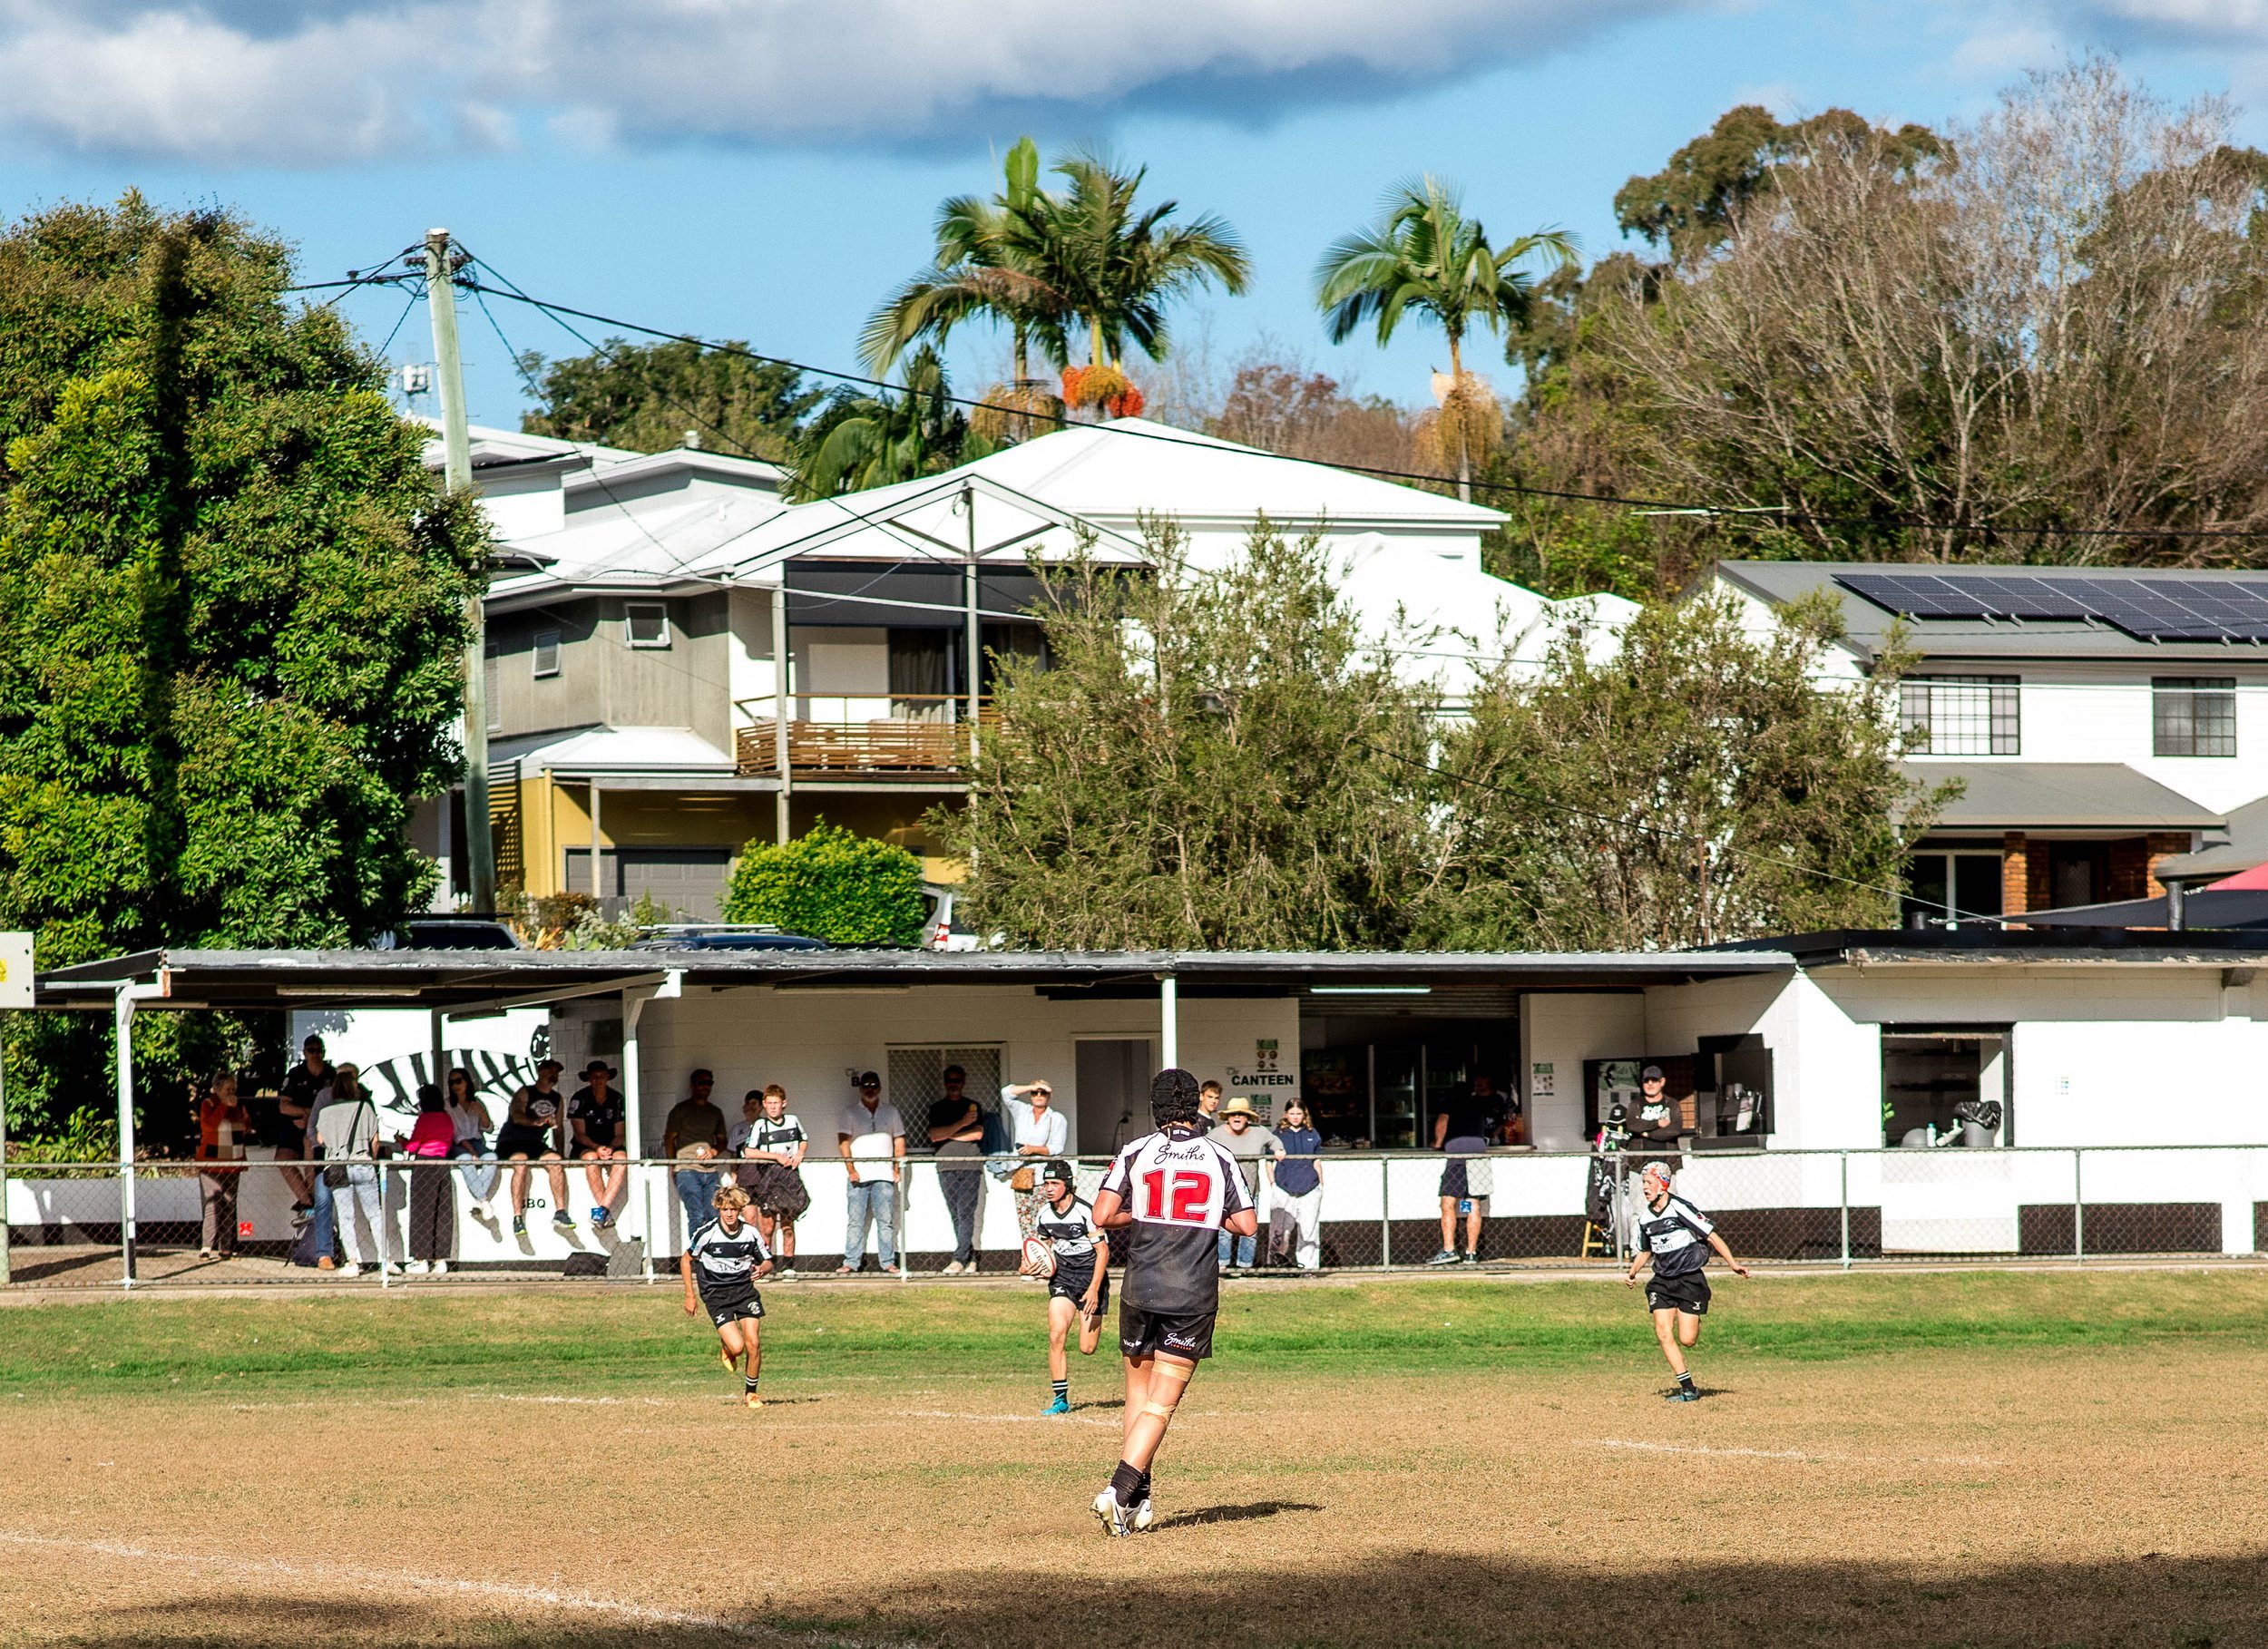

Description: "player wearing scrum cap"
1024 1158 1110 1416
681 1184 776 1410
1088 1068 1257 1536
1625 1161 1748 1401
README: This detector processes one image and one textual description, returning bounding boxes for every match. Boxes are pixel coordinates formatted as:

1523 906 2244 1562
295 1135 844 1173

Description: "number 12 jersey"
1099 1124 1254 1315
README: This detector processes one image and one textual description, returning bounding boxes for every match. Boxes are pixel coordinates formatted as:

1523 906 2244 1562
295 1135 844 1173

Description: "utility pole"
425 228 495 912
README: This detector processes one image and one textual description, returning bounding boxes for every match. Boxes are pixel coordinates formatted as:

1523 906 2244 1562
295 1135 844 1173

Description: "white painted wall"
725 586 782 733
1517 992 1644 1149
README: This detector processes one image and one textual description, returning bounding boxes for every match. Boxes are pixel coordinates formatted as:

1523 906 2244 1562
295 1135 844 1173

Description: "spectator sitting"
568 1060 628 1230
397 1082 457 1275
928 1065 984 1274
836 1071 905 1274
195 1070 251 1261
1266 1098 1325 1271
445 1068 499 1206
1215 1098 1281 1273
274 1033 330 1221
664 1068 729 1243
1006 1078 1066 1244
497 1058 574 1239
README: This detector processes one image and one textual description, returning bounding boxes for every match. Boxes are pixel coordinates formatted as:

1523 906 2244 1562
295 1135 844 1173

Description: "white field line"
0 1530 881 1644
894 1408 1118 1428
1592 1438 2000 1468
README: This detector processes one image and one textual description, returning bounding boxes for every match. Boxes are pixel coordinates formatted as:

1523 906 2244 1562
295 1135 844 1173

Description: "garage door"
562 848 736 921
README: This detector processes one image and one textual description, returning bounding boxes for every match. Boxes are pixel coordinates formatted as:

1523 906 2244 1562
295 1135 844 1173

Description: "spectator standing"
274 1033 330 1219
568 1060 628 1229
836 1072 905 1274
445 1068 499 1205
1196 1080 1224 1134
315 1065 393 1278
1627 1066 1684 1163
927 1065 984 1273
1265 1098 1325 1271
1215 1098 1281 1273
1430 1072 1505 1266
736 1085 810 1276
195 1070 251 1260
397 1082 457 1274
498 1059 574 1238
1006 1078 1067 1242
663 1069 730 1242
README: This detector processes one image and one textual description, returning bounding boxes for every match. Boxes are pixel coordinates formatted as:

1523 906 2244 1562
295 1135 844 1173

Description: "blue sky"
0 1 2258 431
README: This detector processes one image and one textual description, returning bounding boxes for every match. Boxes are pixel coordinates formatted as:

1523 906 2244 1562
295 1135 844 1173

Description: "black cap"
536 1058 564 1073
582 1060 615 1078
857 1070 881 1088
1041 1158 1076 1188
1640 1064 1665 1081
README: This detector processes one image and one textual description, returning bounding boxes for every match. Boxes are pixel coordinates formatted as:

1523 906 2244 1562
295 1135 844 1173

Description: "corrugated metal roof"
1906 761 2224 829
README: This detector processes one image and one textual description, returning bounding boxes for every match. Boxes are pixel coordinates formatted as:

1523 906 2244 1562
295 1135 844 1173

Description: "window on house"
1901 850 2005 926
2154 677 2236 757
533 630 561 678
1901 676 2019 755
624 602 670 649
483 635 501 733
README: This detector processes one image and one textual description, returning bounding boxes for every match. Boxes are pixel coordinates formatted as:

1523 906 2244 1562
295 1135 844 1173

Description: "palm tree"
1315 175 1575 499
787 349 983 500
1045 150 1250 413
859 138 1072 392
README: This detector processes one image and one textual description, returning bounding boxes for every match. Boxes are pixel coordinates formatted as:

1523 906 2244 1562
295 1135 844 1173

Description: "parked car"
629 925 828 952
380 918 521 951
921 884 1000 951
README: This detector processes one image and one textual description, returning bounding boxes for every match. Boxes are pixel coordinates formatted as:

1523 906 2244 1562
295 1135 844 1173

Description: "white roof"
492 725 735 777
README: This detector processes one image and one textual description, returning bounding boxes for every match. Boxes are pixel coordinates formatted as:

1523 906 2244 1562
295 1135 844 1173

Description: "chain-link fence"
7 1146 2265 1287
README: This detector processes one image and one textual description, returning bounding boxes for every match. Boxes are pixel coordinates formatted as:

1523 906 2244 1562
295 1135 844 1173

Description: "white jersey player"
1088 1068 1257 1536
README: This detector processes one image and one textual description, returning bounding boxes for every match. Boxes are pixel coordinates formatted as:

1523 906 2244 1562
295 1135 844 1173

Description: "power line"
451 277 2268 545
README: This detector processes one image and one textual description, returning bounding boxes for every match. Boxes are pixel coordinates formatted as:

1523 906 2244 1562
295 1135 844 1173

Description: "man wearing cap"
1214 1098 1280 1273
568 1060 628 1230
1026 1158 1110 1415
1629 1066 1684 1158
664 1069 729 1246
836 1072 906 1274
1625 1161 1749 1400
1429 1072 1505 1266
499 1058 574 1238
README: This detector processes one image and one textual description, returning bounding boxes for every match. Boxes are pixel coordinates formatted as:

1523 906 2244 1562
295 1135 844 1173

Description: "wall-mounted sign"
0 932 31 1010
1530 1060 1555 1099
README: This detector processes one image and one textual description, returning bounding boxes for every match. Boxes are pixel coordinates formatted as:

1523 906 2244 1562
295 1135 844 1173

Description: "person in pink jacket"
397 1084 458 1275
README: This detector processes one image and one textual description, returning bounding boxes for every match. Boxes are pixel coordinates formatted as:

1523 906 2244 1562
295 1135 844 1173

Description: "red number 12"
1139 1169 1212 1221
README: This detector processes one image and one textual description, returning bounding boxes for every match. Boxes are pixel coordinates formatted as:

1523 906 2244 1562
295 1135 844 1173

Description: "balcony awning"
1903 762 2223 832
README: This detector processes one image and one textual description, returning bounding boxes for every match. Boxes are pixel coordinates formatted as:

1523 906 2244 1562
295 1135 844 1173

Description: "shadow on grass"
1150 1499 1324 1528
45 1551 2268 1647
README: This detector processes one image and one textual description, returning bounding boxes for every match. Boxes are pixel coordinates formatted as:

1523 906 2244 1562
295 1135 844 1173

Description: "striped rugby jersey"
1099 1125 1253 1315
1032 1191 1101 1262
1634 1194 1716 1279
687 1215 771 1292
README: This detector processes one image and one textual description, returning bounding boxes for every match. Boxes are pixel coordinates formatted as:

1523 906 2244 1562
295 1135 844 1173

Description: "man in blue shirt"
1264 1098 1325 1270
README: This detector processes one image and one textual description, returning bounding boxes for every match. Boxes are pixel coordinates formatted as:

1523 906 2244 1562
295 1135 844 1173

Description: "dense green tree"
1415 594 1946 951
0 195 487 1137
935 522 1441 949
1315 175 1573 499
519 336 820 462
723 822 926 944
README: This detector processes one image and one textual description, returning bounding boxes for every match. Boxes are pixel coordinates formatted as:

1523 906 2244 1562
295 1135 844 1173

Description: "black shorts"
1119 1302 1215 1362
1050 1255 1110 1313
495 1125 553 1158
1646 1270 1711 1316
569 1143 615 1161
700 1284 764 1328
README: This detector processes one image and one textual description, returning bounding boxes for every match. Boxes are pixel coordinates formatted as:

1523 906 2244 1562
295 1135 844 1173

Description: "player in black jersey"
1624 1162 1748 1401
680 1185 775 1409
1089 1068 1256 1537
1024 1158 1111 1415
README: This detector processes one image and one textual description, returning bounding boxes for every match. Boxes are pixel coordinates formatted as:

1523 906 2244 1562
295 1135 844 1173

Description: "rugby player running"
1025 1158 1110 1415
1090 1068 1257 1536
681 1184 776 1410
1624 1161 1748 1401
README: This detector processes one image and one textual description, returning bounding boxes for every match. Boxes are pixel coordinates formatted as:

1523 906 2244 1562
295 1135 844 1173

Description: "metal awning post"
772 582 792 845
590 784 604 905
1158 972 1178 1072
622 971 680 1282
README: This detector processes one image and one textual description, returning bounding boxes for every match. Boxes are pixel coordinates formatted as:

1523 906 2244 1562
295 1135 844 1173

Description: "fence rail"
4 1146 2263 1289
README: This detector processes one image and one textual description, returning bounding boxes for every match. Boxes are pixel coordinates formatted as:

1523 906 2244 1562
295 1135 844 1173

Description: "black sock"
744 1374 760 1393
1110 1459 1145 1507
1677 1371 1696 1390
1051 1379 1069 1403
1136 1468 1152 1498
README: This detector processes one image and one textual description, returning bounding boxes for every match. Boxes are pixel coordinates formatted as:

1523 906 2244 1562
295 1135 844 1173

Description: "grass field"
4 1269 2266 1647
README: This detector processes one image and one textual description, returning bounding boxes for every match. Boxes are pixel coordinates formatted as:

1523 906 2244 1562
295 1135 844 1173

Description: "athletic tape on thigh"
1141 1359 1193 1418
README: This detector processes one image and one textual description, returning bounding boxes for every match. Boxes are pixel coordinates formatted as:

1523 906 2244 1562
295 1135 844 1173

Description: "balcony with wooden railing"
733 695 995 779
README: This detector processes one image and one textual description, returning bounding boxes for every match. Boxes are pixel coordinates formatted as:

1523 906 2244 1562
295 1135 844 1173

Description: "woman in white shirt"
1006 1079 1067 1240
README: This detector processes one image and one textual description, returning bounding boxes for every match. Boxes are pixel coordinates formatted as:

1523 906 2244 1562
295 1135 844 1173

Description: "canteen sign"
0 932 29 1010
1228 1037 1294 1088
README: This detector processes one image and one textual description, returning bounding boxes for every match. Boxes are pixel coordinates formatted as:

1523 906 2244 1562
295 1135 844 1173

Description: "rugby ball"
1020 1235 1056 1277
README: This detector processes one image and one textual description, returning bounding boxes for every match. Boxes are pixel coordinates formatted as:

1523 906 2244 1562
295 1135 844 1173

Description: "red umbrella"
2204 861 2268 891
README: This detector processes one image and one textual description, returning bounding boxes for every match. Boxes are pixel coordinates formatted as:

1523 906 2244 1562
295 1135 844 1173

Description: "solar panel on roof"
1833 569 2268 642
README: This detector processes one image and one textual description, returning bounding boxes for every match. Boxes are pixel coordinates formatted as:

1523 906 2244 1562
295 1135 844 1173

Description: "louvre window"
625 602 670 649
1901 677 2019 756
533 630 561 678
2153 677 2235 757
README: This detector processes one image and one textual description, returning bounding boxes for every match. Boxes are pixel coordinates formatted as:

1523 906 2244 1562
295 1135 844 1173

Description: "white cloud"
0 0 1705 164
